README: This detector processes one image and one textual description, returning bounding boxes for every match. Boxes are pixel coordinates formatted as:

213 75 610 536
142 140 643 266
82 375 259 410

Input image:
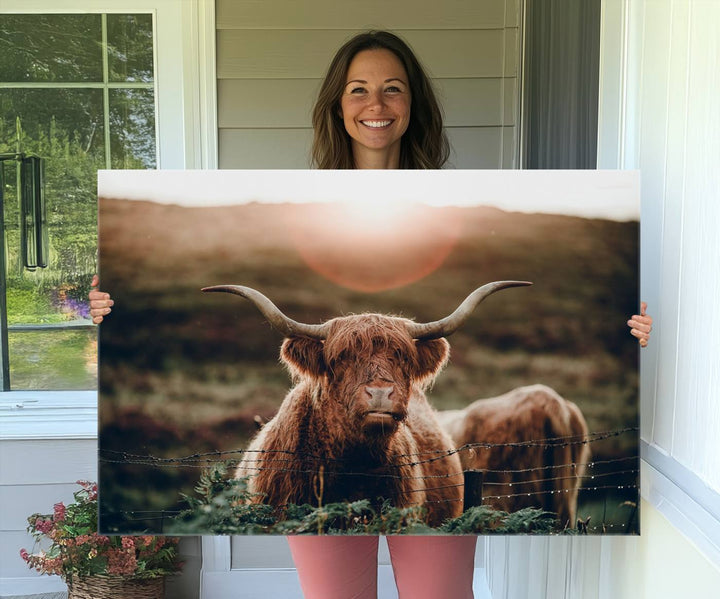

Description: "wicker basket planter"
67 575 165 599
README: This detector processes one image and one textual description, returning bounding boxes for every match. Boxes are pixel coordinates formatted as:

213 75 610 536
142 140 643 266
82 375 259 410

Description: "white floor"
0 576 66 599
3 567 493 599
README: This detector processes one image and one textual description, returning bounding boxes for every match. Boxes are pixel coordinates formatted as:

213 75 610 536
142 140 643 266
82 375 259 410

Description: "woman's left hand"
89 275 114 324
627 302 653 348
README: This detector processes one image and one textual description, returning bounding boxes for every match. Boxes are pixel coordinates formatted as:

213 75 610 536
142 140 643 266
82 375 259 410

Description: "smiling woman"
311 30 448 170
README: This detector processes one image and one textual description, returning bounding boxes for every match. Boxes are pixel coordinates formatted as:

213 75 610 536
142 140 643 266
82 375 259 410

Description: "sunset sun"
340 198 411 232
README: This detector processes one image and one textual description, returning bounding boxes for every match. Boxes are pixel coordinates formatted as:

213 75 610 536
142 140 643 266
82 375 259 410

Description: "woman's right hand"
89 274 114 324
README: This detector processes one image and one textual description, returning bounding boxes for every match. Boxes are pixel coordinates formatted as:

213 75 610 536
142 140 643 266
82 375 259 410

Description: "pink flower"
53 502 66 522
137 535 154 548
19 548 29 562
121 537 135 550
34 518 53 534
75 480 98 501
43 556 64 576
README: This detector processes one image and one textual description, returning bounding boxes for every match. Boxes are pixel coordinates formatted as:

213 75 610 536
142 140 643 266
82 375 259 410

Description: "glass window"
0 13 156 390
109 88 156 169
107 14 154 83
0 14 103 83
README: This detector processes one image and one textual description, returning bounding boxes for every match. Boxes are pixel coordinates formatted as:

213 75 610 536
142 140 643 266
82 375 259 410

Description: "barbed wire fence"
99 426 639 535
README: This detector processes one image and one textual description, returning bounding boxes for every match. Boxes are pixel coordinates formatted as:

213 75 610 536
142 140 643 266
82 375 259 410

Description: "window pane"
2 89 101 390
107 14 154 83
8 329 97 390
1 88 104 286
110 89 157 168
0 88 106 163
0 14 103 82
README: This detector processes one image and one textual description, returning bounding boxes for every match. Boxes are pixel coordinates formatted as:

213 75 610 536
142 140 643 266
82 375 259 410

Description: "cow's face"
281 314 449 437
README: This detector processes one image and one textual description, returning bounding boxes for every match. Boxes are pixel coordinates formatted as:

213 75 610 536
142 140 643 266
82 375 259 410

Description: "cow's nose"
365 386 394 410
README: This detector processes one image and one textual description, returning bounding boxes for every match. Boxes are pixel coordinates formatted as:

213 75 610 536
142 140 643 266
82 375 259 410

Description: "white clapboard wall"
0 391 201 599
215 0 522 169
0 433 96 598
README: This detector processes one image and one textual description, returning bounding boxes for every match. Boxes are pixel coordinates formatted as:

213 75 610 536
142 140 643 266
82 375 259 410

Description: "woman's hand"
89 274 114 324
627 301 652 348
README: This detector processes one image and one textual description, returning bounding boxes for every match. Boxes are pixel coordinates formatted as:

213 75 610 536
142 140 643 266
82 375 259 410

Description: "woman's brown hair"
311 31 449 169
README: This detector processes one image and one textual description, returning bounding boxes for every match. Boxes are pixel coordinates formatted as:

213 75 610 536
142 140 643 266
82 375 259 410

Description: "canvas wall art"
98 169 639 535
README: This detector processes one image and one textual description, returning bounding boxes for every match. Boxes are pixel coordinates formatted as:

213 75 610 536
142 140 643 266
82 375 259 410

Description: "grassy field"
98 198 639 534
9 330 96 390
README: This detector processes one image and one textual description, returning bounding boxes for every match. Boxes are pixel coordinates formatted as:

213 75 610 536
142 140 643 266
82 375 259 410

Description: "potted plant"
20 481 182 599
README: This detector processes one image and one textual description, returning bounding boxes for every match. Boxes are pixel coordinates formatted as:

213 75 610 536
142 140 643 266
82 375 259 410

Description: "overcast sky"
98 170 640 220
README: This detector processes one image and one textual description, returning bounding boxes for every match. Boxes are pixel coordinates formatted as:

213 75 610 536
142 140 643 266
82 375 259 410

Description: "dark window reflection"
0 14 103 82
109 88 156 169
0 88 106 162
107 14 154 83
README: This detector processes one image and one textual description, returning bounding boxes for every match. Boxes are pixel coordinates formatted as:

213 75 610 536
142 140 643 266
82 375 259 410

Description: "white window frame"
0 0 217 440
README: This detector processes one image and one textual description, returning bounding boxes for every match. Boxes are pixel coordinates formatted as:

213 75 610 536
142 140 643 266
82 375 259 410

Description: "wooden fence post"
463 469 484 509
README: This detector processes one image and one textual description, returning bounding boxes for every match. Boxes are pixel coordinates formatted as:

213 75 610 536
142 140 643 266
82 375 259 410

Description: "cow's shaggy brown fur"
236 314 464 526
437 384 590 526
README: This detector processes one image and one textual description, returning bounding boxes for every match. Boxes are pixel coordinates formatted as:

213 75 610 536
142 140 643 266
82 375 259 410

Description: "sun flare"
286 202 463 293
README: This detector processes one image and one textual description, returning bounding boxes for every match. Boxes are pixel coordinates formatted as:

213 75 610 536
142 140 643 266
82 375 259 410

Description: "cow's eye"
332 350 349 366
328 364 344 382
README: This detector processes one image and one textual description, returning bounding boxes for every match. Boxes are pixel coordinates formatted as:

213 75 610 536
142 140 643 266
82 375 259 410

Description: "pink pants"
287 535 476 599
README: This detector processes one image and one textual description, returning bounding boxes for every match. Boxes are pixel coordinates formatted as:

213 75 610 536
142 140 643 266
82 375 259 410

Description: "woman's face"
340 49 411 164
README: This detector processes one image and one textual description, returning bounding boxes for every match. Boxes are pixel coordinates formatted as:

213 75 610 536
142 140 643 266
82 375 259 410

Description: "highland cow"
437 384 590 527
202 281 531 527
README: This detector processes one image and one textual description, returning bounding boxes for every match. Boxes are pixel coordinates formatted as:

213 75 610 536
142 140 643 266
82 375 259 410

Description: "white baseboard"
201 566 492 599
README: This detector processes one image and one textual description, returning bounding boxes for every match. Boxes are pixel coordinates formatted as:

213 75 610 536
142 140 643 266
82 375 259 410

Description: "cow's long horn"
202 285 330 339
405 281 533 340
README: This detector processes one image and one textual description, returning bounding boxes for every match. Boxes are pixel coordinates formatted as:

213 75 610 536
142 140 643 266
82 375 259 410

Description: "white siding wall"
0 434 201 599
215 0 522 169
485 1 720 597
0 437 96 597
